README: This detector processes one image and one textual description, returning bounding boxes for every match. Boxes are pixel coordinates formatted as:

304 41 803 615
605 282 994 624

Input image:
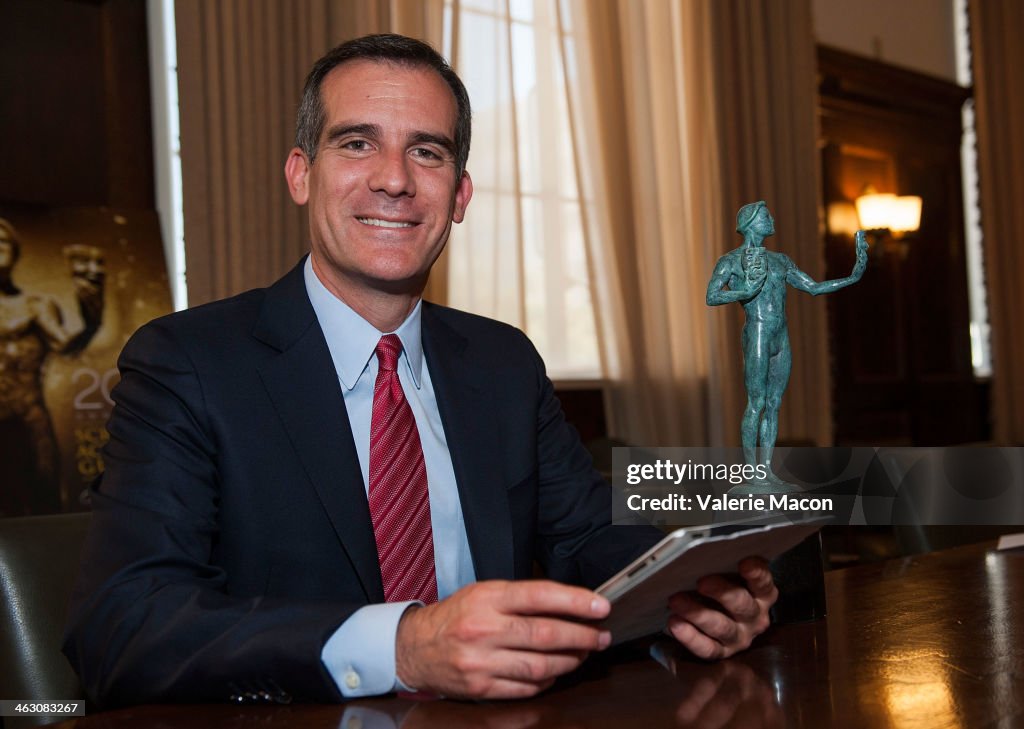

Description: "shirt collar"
303 256 424 391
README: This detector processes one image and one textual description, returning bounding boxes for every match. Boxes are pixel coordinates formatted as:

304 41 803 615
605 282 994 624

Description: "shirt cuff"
321 601 419 697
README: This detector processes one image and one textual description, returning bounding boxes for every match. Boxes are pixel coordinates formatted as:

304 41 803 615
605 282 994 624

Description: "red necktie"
368 334 438 604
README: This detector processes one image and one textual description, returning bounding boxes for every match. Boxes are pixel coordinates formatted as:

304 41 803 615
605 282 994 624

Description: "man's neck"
310 255 422 333
344 291 420 333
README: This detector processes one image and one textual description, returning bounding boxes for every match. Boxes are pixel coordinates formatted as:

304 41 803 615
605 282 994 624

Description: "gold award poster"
0 203 172 517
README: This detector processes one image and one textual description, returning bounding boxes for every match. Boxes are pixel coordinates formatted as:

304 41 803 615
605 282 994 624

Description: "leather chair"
0 512 90 727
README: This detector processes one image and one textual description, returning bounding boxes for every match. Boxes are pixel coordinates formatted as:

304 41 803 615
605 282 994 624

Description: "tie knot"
375 334 402 372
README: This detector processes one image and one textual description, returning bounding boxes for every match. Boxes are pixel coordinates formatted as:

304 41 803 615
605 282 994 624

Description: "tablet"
597 513 829 644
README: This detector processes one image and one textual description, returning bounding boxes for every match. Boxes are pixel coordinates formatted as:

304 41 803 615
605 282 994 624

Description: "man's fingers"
696 575 761 622
668 593 739 645
666 615 725 661
497 580 610 619
738 557 779 603
445 647 580 700
665 560 779 662
491 648 588 684
501 614 611 652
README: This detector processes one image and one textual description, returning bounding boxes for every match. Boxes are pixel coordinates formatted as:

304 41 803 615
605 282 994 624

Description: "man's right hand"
394 580 612 699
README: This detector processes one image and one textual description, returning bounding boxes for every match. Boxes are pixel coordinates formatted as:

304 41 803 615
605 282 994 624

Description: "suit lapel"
252 262 385 602
422 305 514 581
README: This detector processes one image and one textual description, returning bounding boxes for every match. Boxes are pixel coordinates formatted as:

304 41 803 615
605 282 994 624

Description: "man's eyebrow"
323 123 381 146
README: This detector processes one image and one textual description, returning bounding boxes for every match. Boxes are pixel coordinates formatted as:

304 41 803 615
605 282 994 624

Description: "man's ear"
284 148 311 205
451 171 473 224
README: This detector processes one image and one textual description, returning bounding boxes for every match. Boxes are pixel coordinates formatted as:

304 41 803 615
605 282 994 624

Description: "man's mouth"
356 217 416 229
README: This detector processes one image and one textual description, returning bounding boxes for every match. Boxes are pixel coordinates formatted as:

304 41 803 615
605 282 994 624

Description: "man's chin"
357 269 431 298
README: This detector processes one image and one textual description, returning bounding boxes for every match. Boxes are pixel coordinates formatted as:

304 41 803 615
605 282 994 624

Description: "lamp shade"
890 195 922 233
854 191 922 234
855 192 897 230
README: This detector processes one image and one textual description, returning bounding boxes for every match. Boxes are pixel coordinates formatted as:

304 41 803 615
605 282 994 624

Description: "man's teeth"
356 217 414 228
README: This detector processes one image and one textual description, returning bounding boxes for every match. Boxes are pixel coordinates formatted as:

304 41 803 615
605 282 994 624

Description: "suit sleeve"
522 335 663 588
62 321 352 707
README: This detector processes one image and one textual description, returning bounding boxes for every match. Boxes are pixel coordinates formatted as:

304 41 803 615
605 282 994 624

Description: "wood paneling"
0 0 153 208
818 46 987 445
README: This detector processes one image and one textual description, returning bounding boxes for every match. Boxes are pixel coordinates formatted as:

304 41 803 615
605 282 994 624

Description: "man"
0 220 105 515
64 35 777 706
706 201 868 489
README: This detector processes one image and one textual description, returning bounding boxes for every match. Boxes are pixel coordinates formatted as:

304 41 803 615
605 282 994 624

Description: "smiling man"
64 35 777 707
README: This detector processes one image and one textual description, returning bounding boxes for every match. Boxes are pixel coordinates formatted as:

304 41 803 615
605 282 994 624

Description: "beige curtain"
574 0 825 447
175 0 446 307
572 0 719 445
968 0 1024 444
443 1 607 378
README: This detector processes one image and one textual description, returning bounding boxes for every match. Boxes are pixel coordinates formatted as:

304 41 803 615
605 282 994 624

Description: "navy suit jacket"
63 259 659 706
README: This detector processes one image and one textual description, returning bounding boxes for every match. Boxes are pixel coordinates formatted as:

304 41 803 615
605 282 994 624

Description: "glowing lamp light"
855 191 898 230
889 195 922 234
854 186 922 237
826 201 861 238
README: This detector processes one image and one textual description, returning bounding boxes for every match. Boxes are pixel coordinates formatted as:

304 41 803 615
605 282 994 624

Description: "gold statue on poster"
0 218 105 515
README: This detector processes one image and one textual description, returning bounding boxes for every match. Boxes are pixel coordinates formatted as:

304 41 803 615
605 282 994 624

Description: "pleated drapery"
968 0 1024 444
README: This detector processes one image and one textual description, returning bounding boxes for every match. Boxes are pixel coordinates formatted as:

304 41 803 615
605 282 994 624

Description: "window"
443 0 602 379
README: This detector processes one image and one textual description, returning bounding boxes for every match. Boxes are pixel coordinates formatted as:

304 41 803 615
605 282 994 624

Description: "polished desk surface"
53 541 1024 729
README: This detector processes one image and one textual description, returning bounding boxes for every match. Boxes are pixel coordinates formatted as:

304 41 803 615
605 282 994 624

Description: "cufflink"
344 670 361 690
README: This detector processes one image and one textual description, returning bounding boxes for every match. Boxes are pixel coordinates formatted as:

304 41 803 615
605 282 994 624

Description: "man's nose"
368 149 416 197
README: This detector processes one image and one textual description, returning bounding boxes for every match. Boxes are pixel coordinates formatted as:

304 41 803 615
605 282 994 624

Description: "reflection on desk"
51 541 1024 728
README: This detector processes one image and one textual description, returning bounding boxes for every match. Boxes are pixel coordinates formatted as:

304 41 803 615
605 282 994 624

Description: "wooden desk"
53 541 1024 728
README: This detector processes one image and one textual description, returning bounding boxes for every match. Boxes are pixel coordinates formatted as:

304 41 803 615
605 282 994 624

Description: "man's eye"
342 140 370 151
412 148 443 162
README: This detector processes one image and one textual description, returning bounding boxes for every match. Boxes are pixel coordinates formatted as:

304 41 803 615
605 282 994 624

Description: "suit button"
344 670 361 690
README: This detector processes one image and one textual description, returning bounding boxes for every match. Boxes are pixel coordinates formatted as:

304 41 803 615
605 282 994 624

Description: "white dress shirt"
305 257 476 696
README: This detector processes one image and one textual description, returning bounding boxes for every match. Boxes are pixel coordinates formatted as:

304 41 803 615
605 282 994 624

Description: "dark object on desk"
0 513 90 727
769 531 827 623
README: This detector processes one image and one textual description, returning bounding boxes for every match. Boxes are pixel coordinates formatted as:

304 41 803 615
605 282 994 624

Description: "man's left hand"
664 557 777 660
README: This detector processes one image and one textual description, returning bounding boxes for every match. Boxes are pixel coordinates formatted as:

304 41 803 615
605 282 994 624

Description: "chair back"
0 512 91 726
